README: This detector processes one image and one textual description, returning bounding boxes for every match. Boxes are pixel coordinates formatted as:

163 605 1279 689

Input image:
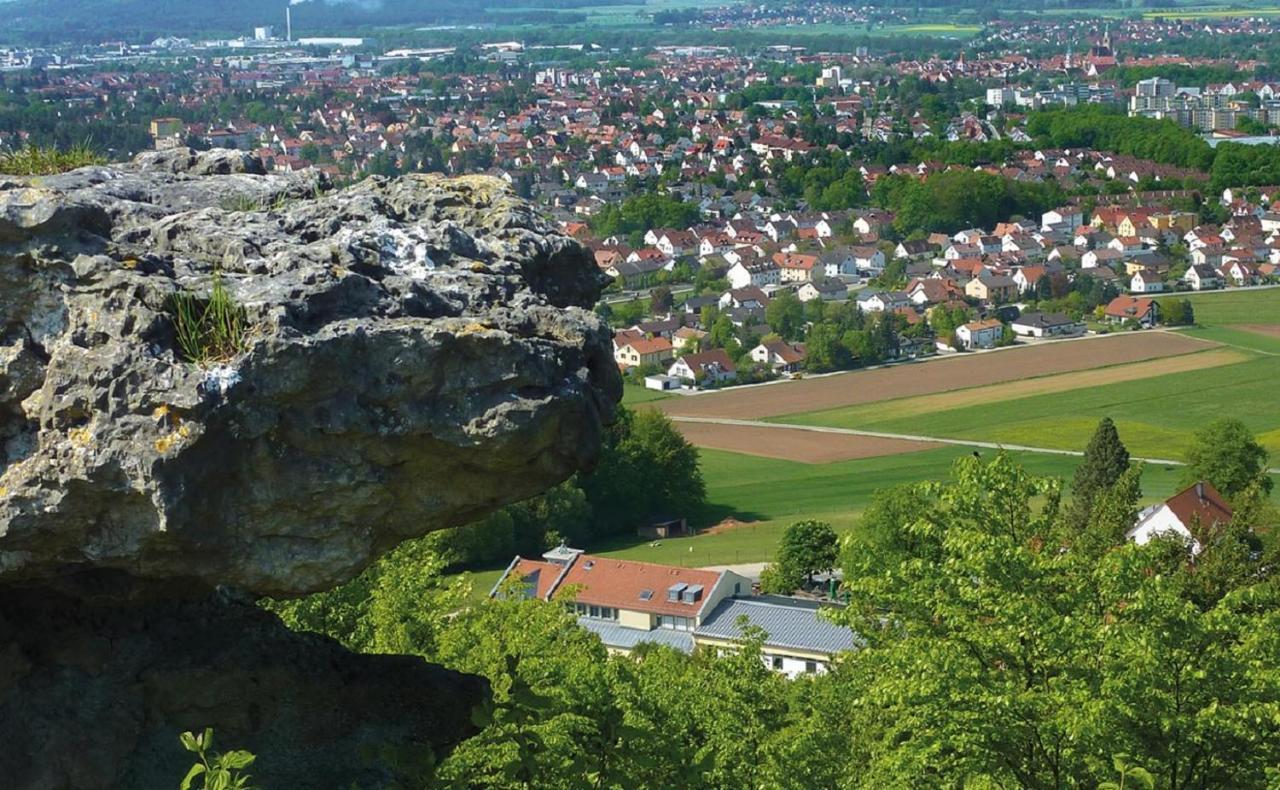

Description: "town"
3 1 1280 786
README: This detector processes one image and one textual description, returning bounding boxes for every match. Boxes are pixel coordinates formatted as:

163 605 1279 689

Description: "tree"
776 519 838 584
649 285 673 314
835 452 1280 787
1071 417 1132 514
765 290 804 341
1183 418 1272 498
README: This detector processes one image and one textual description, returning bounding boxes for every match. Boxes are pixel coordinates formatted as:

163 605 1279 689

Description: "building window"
658 615 692 631
804 661 818 674
771 656 783 670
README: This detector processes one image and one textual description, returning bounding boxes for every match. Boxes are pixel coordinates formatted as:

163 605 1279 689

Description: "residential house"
614 336 674 369
895 239 938 261
1104 295 1160 327
798 279 847 302
669 349 737 385
750 340 807 372
851 245 887 274
1130 270 1166 294
964 272 1018 304
1081 248 1123 270
774 252 821 284
726 260 781 289
1126 481 1232 555
719 286 770 311
819 249 855 277
1183 264 1223 291
1009 311 1084 338
856 290 911 313
955 318 1003 349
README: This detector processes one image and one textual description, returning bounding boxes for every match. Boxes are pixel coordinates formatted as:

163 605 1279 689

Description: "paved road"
670 416 1280 474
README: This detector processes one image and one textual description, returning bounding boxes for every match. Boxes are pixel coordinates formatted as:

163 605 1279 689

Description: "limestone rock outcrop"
0 148 621 787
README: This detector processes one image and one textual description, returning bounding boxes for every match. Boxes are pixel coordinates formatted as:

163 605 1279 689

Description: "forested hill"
0 0 631 45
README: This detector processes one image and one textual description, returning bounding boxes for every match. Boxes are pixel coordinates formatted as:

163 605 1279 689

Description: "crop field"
779 353 1280 460
657 331 1215 421
1143 6 1280 18
674 421 942 463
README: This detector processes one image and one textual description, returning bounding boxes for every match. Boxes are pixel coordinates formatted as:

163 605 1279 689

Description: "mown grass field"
458 443 1230 601
1180 287 1280 325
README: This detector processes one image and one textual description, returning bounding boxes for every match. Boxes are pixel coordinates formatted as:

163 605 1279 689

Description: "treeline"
1027 106 1216 172
1028 106 1280 192
588 193 701 239
871 168 1066 235
265 419 1280 787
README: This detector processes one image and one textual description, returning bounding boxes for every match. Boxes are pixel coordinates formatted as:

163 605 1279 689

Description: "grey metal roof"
577 617 695 654
694 596 859 655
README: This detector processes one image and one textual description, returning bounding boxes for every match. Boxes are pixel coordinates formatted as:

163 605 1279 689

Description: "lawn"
622 383 672 405
779 355 1280 460
1179 287 1280 325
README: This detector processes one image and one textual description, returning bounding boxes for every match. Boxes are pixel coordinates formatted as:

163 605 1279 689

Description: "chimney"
286 6 292 42
1195 481 1205 500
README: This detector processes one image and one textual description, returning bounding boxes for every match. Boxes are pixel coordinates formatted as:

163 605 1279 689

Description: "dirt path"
675 421 943 463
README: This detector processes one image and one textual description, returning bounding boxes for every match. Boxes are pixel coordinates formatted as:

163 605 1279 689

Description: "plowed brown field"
658 332 1216 421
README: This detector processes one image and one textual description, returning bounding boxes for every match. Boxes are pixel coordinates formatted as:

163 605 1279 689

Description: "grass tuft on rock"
0 143 105 175
169 272 249 365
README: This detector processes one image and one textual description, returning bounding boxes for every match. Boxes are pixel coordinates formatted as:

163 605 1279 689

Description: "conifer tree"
1072 417 1131 511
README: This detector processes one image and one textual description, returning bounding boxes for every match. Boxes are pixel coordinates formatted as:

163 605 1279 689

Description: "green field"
456 444 1222 602
778 354 1280 459
1143 5 1280 18
1181 288 1280 325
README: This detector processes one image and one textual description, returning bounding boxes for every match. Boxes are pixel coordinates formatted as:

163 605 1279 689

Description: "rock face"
0 149 620 787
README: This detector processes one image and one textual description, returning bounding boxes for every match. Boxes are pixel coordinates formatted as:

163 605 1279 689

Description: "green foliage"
168 272 249 365
583 407 706 530
873 169 1063 235
757 560 804 595
835 452 1280 786
588 193 700 238
1027 106 1215 172
0 143 104 175
264 538 468 655
1183 417 1273 498
1098 754 1154 790
1072 417 1132 514
178 729 256 790
1157 297 1196 327
764 290 805 341
775 519 838 584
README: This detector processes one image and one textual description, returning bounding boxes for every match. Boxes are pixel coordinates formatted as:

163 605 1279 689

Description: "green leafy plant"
179 728 256 790
0 143 105 175
1098 754 1154 790
169 272 248 365
219 193 294 213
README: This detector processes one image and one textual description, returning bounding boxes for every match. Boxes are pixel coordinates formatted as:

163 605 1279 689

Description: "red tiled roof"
510 558 565 600
560 555 722 617
1166 481 1233 532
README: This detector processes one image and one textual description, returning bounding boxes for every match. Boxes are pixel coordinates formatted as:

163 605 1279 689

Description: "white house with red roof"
1126 481 1233 555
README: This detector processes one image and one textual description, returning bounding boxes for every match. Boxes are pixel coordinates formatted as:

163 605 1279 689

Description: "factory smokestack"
286 6 292 41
